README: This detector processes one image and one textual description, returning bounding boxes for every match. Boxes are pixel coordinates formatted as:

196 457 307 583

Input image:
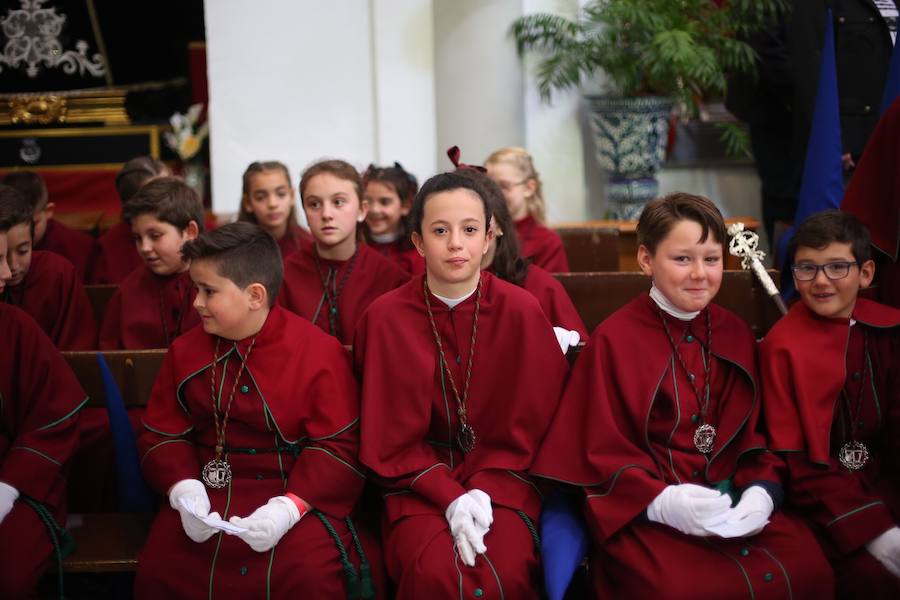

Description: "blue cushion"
540 492 588 600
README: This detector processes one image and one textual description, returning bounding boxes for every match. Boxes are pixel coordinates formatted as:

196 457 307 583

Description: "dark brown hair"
116 156 169 204
0 184 33 234
181 222 283 307
411 172 492 236
122 176 205 232
788 209 871 265
637 192 726 254
455 168 528 286
299 159 363 206
2 171 48 211
237 161 300 229
361 162 418 249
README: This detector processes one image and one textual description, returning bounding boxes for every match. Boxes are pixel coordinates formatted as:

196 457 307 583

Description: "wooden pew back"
554 270 783 338
63 349 167 409
555 227 620 272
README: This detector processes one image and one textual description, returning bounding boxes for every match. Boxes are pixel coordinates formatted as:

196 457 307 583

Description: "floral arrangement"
164 103 209 161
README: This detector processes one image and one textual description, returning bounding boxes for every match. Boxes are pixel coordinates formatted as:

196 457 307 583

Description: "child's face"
637 219 724 313
486 162 532 221
5 222 33 287
793 241 874 319
131 214 198 276
0 232 11 294
243 170 295 237
303 173 367 252
413 189 491 289
32 204 51 245
364 181 407 236
191 259 258 340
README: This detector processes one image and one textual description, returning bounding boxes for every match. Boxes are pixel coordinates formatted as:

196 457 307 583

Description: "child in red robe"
1 184 96 350
0 207 86 599
279 159 409 344
92 156 170 284
456 168 587 348
99 177 203 349
761 210 900 599
484 147 569 273
136 222 379 599
355 172 569 599
237 160 312 260
3 170 96 283
532 193 832 599
362 162 425 274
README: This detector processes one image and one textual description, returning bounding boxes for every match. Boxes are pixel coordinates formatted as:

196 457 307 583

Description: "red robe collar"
761 297 900 463
842 97 900 260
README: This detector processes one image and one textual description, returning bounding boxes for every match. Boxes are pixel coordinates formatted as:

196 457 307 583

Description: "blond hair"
484 146 546 224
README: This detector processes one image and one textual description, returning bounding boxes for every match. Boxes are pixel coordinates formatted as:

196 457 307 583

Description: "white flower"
165 103 209 160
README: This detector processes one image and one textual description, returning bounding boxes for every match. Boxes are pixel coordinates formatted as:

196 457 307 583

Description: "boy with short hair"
2 170 96 282
135 222 379 598
761 209 900 598
92 156 170 284
0 200 87 598
0 183 97 349
99 176 203 349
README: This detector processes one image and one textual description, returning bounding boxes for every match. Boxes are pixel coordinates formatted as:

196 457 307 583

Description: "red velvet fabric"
91 222 142 284
514 215 569 273
366 239 426 275
275 223 313 261
99 268 199 350
0 304 85 598
354 273 567 596
4 250 97 350
522 264 588 339
35 218 96 283
279 243 410 345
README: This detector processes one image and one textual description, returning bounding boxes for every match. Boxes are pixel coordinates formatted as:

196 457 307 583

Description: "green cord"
311 509 361 599
22 496 73 600
517 510 540 552
344 517 375 599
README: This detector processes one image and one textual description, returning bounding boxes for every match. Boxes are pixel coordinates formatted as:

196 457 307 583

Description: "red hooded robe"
35 217 96 283
532 294 832 599
0 304 86 598
135 305 379 599
760 298 900 598
515 215 569 273
521 264 588 339
354 272 568 600
91 221 142 284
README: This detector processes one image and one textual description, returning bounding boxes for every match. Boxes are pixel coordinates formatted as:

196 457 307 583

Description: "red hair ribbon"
447 146 487 173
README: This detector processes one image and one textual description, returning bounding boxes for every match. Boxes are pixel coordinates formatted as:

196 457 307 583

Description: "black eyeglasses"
791 261 859 281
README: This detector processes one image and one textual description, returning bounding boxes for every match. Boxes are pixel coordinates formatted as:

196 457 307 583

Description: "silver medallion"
457 424 476 453
839 441 869 471
693 424 716 455
202 458 232 488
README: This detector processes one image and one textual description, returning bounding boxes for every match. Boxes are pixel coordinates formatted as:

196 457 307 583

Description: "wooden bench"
84 284 118 325
555 227 619 272
61 350 166 574
554 269 783 338
553 217 761 271
63 349 166 409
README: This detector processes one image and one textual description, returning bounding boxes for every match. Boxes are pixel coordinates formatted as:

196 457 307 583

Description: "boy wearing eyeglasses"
760 209 900 598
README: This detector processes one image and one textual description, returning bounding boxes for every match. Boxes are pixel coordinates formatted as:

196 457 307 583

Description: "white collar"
433 286 477 309
370 231 400 244
649 283 700 321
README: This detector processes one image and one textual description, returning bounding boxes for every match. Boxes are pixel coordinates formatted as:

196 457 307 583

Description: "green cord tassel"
346 569 361 600
359 562 375 599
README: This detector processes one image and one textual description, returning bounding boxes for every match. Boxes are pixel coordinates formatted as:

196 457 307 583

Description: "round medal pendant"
202 458 232 489
457 424 476 453
693 424 716 455
839 441 869 471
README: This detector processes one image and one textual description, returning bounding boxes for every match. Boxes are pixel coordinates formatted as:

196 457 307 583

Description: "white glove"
646 483 732 537
552 327 580 355
866 526 900 578
229 496 302 553
717 486 773 537
0 481 19 526
445 489 494 567
169 479 221 543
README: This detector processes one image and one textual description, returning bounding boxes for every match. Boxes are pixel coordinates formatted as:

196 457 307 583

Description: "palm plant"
512 0 786 154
